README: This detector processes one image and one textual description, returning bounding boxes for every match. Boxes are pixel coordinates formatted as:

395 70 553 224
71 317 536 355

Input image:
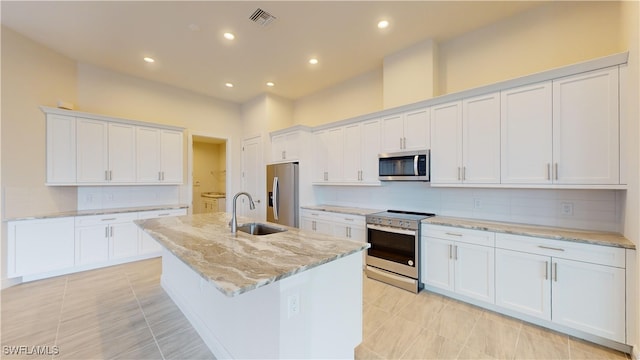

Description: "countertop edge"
423 216 636 250
300 204 382 217
5 204 190 222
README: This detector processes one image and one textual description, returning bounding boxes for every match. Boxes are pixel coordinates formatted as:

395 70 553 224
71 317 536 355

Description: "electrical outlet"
474 199 482 209
561 202 574 216
287 293 300 318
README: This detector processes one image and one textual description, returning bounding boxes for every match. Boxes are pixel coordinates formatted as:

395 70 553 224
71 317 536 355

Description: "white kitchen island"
136 212 368 359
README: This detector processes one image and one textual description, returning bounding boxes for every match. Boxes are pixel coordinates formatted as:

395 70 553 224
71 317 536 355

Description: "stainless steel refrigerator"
266 162 299 227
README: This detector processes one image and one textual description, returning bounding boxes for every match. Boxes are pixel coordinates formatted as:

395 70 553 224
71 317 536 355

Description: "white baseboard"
1 276 22 290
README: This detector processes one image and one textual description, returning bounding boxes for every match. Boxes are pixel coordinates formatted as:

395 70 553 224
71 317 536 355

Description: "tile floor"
1 258 631 360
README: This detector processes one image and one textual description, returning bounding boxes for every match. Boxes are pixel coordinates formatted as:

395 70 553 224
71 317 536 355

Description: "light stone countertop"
424 216 636 249
301 205 382 217
5 204 189 222
135 212 370 297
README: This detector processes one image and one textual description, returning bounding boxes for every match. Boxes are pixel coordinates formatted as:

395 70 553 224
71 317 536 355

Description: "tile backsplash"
313 182 624 232
77 186 183 210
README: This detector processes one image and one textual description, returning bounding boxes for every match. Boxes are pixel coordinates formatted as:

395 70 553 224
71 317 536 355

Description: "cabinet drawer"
331 213 365 226
495 233 625 268
422 224 495 247
138 208 187 220
300 209 334 222
75 212 139 227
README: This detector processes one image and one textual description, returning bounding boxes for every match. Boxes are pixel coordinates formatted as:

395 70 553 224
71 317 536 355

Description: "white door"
76 118 108 183
360 119 381 183
495 249 551 321
108 123 136 183
109 222 139 259
160 130 184 183
136 127 161 183
242 136 263 220
403 108 430 151
46 114 77 184
501 82 553 184
552 67 619 184
453 242 495 304
343 123 361 182
552 258 625 342
380 114 404 153
422 237 455 291
430 101 463 184
462 93 500 184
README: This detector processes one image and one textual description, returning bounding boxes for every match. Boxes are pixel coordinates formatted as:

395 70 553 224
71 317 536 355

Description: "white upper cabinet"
343 123 362 183
430 101 463 184
46 114 76 185
313 127 343 183
271 131 301 162
136 127 183 184
381 108 430 153
552 67 619 185
43 107 184 186
342 119 381 184
501 82 553 184
462 93 501 184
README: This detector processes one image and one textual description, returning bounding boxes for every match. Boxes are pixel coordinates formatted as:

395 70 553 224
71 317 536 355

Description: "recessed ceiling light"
225 83 234 88
378 20 389 29
143 57 155 63
223 32 235 40
266 82 275 87
309 58 319 65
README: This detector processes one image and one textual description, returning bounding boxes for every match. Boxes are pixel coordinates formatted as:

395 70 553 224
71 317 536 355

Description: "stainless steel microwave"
378 150 430 181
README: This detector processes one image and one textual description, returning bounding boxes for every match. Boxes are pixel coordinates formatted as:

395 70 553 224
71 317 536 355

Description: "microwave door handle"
414 155 419 176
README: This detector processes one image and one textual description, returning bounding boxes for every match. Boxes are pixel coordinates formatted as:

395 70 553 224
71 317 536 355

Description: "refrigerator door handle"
272 176 279 220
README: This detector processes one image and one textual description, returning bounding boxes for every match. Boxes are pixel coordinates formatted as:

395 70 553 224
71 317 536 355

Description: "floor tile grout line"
52 276 69 360
125 271 166 360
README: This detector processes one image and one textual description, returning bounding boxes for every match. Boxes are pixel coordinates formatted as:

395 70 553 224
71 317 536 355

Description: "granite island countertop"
4 204 189 222
424 216 636 249
135 212 370 297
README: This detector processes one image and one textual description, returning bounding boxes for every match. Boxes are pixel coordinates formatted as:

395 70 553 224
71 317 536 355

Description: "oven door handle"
367 224 417 236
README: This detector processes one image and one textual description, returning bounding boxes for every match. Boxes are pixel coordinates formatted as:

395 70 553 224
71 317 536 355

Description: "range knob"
408 260 414 266
386 219 392 225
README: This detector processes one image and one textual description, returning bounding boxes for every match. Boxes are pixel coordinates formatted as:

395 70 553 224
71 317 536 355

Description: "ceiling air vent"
249 8 277 27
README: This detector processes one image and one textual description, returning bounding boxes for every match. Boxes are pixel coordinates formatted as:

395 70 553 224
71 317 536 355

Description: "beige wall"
193 142 226 194
438 1 624 95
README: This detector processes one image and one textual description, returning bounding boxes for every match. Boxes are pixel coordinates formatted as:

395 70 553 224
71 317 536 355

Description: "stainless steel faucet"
230 192 255 233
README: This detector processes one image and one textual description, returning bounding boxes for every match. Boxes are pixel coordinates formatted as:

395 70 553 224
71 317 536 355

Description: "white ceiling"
1 1 544 104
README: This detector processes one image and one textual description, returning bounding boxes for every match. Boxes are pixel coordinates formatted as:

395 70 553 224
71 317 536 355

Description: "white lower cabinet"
7 217 76 277
495 233 626 343
300 209 366 242
75 213 140 266
422 225 495 304
300 209 334 235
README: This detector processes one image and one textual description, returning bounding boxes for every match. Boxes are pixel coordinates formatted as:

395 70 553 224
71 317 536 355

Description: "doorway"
192 135 227 214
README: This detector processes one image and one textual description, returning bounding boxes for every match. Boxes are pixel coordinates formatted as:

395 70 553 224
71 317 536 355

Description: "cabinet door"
454 242 495 304
108 123 136 183
380 114 404 153
501 82 553 184
160 130 184 183
46 115 76 184
8 218 75 277
552 258 625 342
404 108 430 151
136 127 161 183
343 123 362 182
284 131 300 160
271 134 286 162
360 119 381 183
326 127 344 182
495 249 551 321
462 93 500 184
313 131 329 182
422 237 455 291
77 118 108 183
552 67 619 184
75 225 110 265
430 101 463 184
110 222 140 259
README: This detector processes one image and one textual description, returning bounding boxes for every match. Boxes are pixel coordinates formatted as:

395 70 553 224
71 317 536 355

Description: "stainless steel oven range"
365 210 435 293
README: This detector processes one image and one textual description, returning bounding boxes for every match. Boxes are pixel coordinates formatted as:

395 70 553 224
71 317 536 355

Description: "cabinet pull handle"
544 261 549 280
158 172 162 181
454 245 458 260
445 232 463 237
554 262 558 282
109 170 113 181
448 244 452 259
162 171 165 181
547 163 551 181
457 167 461 181
102 218 116 221
158 213 170 217
346 227 349 237
400 138 403 149
105 227 109 238
463 166 466 181
105 170 109 181
538 245 565 252
110 226 114 237
554 163 559 180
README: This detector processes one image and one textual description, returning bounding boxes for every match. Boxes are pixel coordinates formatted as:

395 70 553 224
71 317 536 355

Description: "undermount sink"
237 222 287 236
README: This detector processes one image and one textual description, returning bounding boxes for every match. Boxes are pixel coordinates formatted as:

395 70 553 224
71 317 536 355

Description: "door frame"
187 130 230 214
